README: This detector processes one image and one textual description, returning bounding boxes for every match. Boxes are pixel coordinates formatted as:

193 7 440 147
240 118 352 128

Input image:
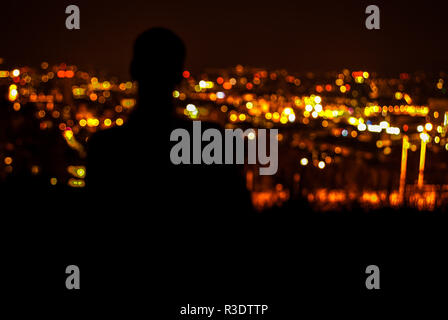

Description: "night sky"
1 0 448 79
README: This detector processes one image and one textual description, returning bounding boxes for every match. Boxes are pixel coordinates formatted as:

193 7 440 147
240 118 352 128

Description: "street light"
399 135 409 204
418 132 430 188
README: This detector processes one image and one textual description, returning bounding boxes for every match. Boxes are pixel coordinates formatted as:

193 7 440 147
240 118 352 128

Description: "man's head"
130 28 186 90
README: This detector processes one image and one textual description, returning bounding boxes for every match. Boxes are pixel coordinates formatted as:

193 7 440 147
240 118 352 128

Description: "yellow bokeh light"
318 161 325 169
64 130 74 140
288 113 296 122
76 168 86 177
283 107 292 115
420 132 430 142
348 117 357 125
8 85 18 101
102 81 111 89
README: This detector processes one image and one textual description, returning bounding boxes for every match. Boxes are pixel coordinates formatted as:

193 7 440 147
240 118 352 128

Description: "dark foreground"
2 187 447 318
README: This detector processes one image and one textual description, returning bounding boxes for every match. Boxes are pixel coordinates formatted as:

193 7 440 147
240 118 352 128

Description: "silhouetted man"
85 29 270 315
86 28 252 227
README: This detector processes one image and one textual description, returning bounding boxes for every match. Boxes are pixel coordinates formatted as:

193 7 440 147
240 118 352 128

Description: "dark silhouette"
86 28 252 228
84 30 255 312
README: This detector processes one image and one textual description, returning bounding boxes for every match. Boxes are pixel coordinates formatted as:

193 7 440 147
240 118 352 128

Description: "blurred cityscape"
2 58 448 211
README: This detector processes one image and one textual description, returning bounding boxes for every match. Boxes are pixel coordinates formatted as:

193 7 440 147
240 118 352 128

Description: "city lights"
1 60 448 209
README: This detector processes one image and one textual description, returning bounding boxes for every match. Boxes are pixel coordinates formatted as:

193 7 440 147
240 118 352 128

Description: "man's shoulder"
88 126 129 150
